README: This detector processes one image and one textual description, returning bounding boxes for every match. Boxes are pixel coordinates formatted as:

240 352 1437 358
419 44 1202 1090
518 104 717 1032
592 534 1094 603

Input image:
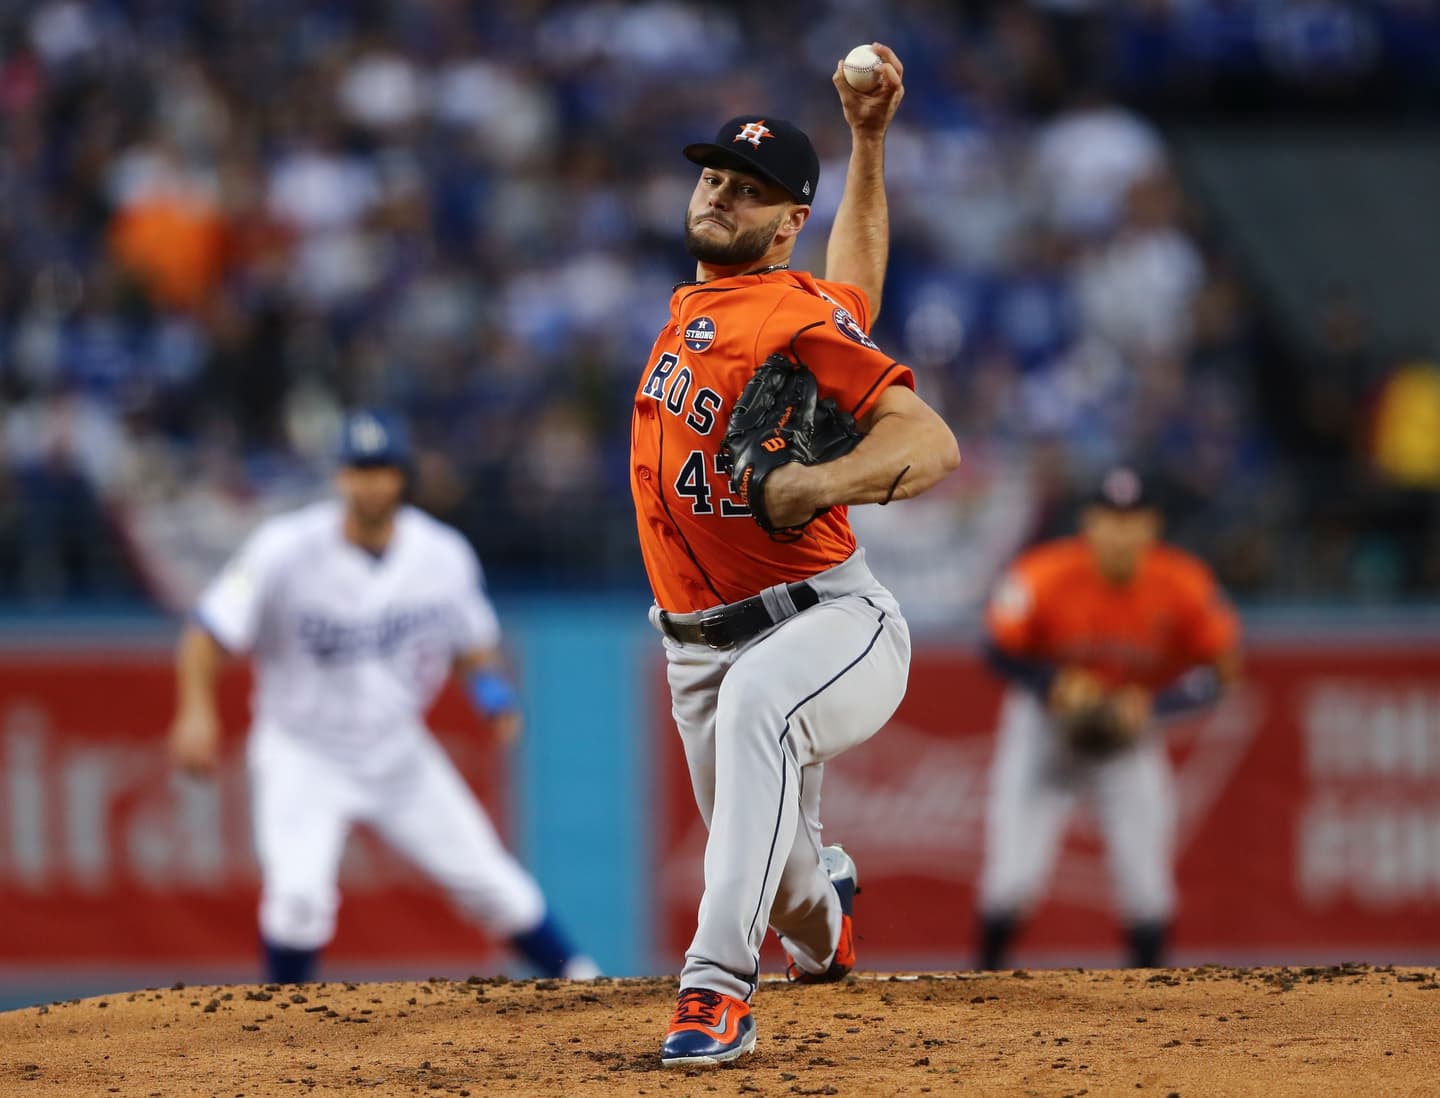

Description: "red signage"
656 636 1440 967
0 654 506 976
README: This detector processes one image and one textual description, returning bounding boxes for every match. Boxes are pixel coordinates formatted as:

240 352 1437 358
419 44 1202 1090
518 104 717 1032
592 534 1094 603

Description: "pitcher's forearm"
811 408 959 508
825 133 890 317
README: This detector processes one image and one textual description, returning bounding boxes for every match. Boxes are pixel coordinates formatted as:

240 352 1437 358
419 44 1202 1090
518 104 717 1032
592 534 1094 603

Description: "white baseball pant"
655 550 910 1002
978 688 1178 924
248 723 545 950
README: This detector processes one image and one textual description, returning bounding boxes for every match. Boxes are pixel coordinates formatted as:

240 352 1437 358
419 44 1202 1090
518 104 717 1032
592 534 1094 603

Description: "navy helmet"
338 408 410 469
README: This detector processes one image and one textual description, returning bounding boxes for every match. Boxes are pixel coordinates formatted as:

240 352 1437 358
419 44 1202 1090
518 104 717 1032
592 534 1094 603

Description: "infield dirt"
2 964 1436 1096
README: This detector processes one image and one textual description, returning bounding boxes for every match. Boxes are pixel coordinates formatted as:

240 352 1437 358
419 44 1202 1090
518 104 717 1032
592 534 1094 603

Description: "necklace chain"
674 262 790 290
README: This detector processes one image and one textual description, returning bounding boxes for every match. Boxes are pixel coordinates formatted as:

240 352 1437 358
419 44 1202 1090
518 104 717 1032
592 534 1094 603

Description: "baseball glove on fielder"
1057 700 1134 760
719 352 863 539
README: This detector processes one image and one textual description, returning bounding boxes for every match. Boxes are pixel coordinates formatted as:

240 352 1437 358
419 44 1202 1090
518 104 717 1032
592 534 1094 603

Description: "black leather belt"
660 582 821 649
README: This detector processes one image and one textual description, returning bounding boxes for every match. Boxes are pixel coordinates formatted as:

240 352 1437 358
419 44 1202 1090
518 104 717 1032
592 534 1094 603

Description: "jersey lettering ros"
986 537 1239 689
196 501 500 766
632 270 914 612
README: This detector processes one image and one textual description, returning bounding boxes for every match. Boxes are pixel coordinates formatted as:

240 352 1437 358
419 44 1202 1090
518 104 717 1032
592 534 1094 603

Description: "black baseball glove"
718 352 863 539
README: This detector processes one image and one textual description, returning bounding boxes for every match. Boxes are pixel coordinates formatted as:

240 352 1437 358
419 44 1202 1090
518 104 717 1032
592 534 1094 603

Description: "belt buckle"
698 610 731 649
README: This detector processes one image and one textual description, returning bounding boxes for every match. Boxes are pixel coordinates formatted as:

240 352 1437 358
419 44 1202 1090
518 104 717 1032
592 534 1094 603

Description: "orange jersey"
631 269 914 613
985 537 1239 690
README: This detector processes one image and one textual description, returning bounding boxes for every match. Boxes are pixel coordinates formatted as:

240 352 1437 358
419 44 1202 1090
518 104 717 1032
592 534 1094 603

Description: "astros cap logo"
1103 467 1142 507
733 121 774 148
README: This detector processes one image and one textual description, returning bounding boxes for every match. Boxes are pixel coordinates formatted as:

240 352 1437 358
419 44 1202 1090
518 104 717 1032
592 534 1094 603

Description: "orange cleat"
659 987 756 1066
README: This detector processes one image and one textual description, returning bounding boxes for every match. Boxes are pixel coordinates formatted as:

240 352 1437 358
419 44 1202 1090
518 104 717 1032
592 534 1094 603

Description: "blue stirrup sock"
508 912 580 978
264 940 319 984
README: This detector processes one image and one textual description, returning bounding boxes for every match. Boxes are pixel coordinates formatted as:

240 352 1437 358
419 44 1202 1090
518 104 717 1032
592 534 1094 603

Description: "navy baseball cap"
683 116 819 205
1088 466 1156 511
338 409 410 468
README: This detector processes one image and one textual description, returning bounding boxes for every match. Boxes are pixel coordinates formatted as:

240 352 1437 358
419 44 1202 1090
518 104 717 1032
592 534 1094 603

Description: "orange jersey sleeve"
758 273 912 423
630 270 914 614
1153 547 1241 667
983 541 1073 658
820 280 871 331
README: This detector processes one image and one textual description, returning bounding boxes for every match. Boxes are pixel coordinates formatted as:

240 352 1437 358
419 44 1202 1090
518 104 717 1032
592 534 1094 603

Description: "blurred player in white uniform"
168 409 599 984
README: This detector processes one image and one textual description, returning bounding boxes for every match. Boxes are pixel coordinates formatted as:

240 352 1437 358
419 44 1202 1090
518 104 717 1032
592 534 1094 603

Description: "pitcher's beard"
684 211 783 266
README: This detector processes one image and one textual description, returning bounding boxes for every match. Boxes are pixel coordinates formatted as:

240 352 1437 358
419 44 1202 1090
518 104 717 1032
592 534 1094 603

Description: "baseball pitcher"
977 467 1242 970
632 47 961 1065
167 410 599 984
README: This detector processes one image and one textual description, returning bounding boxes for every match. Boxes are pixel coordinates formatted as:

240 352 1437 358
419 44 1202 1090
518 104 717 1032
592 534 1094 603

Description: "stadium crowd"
0 0 1437 608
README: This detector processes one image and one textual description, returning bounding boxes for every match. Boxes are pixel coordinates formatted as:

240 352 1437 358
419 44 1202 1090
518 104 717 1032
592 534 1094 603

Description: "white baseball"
842 44 882 92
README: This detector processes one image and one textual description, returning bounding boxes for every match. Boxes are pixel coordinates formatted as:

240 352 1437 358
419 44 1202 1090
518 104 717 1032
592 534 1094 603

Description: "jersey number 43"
675 450 750 518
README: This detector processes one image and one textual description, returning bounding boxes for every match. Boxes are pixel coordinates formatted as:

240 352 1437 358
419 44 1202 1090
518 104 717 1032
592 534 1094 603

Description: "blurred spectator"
108 138 228 312
337 36 424 136
1075 171 1203 361
1028 85 1167 240
3 387 132 602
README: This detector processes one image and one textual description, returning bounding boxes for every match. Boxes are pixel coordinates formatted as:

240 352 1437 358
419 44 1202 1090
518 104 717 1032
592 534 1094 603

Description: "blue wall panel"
504 596 656 977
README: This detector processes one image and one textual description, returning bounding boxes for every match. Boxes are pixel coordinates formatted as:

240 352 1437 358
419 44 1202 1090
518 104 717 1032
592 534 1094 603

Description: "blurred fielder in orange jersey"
977 467 1242 970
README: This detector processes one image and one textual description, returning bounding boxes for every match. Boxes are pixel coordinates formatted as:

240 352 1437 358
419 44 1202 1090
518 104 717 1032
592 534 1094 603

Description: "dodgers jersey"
196 501 500 765
631 269 914 613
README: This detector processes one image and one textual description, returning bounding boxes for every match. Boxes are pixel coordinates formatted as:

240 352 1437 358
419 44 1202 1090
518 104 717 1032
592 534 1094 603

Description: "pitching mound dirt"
2 965 1436 1096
